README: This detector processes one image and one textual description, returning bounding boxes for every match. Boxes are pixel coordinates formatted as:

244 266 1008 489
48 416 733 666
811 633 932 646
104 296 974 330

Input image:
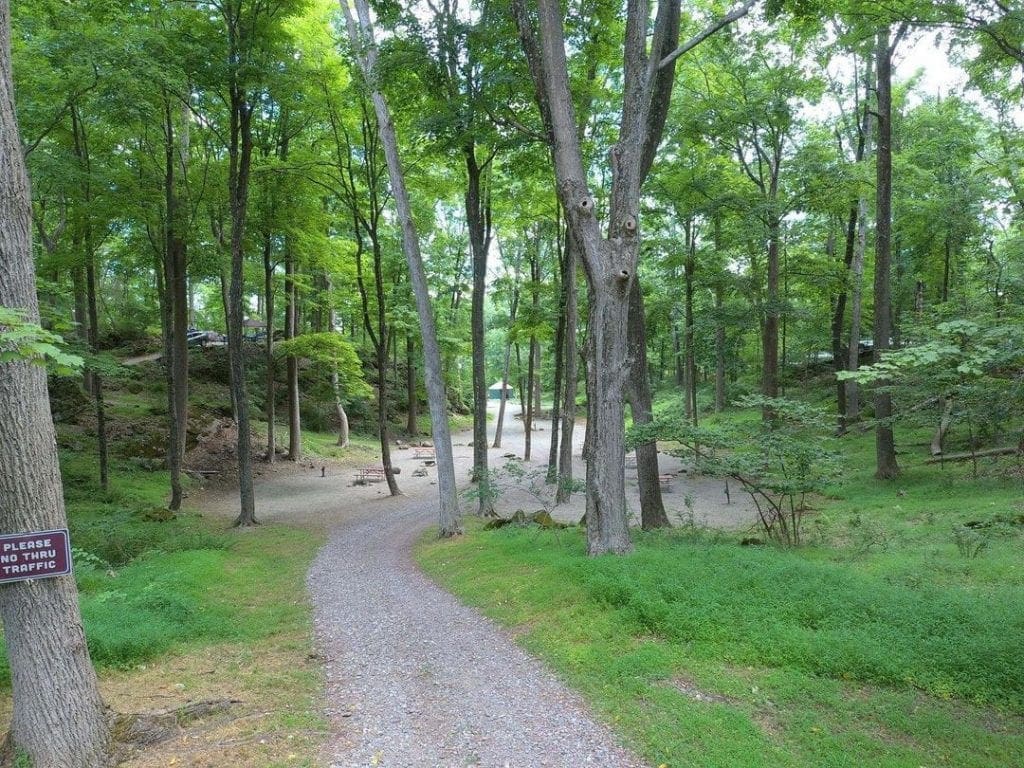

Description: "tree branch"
659 0 756 69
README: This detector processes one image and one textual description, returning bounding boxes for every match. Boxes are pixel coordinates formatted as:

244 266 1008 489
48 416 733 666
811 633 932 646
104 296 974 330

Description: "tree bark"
0 6 111 759
846 160 871 426
406 334 417 436
285 241 301 459
355 230 400 496
342 0 460 534
163 96 189 511
514 0 684 554
556 239 578 504
684 230 697 424
547 228 568 484
262 233 276 464
762 212 781 414
70 105 108 490
873 27 900 479
524 340 535 462
325 275 350 448
226 38 257 525
714 281 727 412
466 144 494 515
492 289 517 449
627 277 668 529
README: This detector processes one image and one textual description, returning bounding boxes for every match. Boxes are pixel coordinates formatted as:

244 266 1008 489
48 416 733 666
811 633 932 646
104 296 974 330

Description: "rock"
139 507 176 523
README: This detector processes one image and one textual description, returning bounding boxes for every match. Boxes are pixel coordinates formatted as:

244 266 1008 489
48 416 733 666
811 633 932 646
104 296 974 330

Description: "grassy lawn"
0 452 328 767
416 422 1024 768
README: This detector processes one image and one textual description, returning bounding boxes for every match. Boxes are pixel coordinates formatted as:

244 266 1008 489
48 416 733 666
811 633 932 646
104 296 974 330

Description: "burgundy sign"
0 529 72 584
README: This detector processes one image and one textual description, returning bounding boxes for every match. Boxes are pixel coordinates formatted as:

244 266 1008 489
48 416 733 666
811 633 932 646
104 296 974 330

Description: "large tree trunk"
342 0 459 533
583 282 633 554
873 27 899 479
514 0 687 554
0 8 111 760
627 278 668 529
466 144 493 515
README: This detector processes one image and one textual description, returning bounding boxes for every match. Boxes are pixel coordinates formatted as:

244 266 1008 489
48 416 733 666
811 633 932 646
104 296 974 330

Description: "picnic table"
355 467 386 484
413 447 435 461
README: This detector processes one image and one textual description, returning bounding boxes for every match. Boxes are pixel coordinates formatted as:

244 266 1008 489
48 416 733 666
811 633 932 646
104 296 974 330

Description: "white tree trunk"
341 0 460 536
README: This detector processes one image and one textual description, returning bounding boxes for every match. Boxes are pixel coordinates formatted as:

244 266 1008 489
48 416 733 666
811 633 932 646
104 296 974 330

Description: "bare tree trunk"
166 98 189 511
262 234 276 464
762 213 781 415
583 284 633 554
85 253 108 491
406 335 417 436
466 144 494 515
285 241 301 460
556 241 578 504
492 289 516 449
714 281 726 412
325 276 350 448
873 26 900 479
627 278 668 529
226 77 257 526
684 232 697 424
70 105 108 490
513 0 691 554
547 229 568 483
931 396 954 456
343 0 460 535
492 353 510 447
846 178 871 424
0 8 110 758
525 334 536 462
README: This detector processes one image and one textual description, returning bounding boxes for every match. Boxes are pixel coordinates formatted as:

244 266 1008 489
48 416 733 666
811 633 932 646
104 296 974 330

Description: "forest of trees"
8 0 1023 542
3 0 1024 763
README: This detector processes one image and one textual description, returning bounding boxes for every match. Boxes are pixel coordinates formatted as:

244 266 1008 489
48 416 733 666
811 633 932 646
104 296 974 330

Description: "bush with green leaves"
632 396 838 545
839 313 1024 464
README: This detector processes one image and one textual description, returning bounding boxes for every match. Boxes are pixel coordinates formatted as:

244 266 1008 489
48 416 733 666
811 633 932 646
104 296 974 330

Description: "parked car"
186 329 210 347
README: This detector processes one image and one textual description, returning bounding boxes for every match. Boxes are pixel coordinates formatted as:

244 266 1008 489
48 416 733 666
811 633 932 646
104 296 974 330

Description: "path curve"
308 498 648 768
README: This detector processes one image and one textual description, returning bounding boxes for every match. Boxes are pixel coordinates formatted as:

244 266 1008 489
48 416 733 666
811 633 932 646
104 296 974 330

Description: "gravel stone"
308 500 649 768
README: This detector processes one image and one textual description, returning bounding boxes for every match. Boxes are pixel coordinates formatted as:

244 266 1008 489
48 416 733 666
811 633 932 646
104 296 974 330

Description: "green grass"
0 452 324 686
417 480 1024 768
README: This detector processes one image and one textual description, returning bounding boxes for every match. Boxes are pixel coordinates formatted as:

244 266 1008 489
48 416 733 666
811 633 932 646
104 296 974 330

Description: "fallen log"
925 446 1021 464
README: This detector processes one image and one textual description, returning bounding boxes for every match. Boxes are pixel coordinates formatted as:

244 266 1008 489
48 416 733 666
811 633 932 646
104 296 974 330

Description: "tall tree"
0 1 110 761
341 0 461 536
873 24 902 479
513 0 750 554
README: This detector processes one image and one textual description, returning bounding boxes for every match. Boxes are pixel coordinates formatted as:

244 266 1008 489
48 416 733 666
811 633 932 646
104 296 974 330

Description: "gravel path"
308 498 648 768
195 402 756 766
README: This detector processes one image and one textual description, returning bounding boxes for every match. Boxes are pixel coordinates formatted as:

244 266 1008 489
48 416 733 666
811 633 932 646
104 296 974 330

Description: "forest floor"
193 402 756 767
